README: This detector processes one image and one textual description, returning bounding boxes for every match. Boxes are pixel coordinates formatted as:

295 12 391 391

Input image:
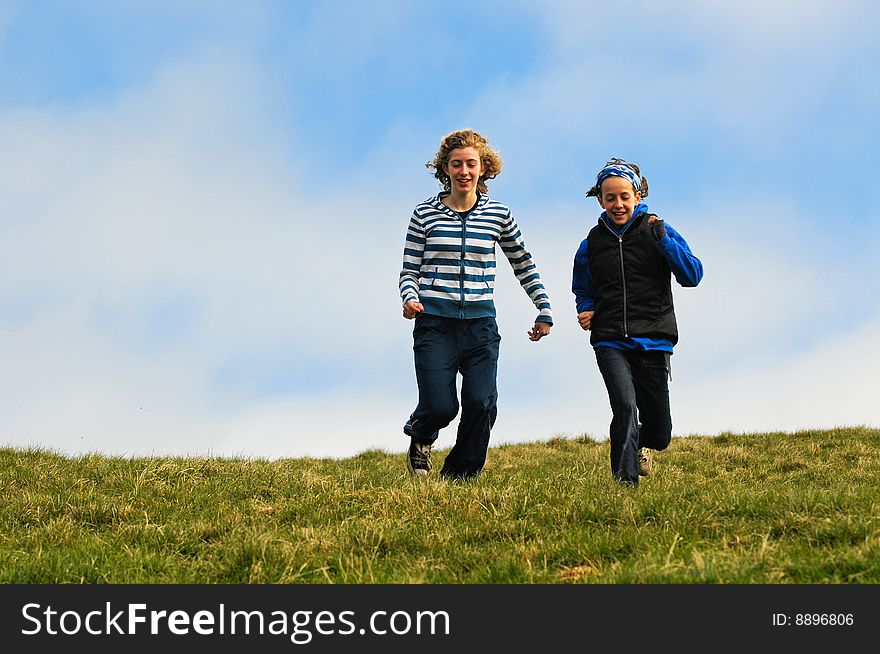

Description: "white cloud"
1 3 876 462
0 37 458 459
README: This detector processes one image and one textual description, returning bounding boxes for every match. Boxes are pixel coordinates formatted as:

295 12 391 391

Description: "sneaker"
638 448 653 476
407 440 432 477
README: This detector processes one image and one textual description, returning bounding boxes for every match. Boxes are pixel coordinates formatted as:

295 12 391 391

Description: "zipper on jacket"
459 214 467 318
618 236 628 337
602 218 630 338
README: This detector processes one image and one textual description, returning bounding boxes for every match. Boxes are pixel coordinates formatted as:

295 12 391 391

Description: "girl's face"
597 176 641 225
443 146 484 195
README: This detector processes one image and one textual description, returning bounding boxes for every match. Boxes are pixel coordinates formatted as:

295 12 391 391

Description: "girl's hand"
528 322 551 341
647 214 667 241
577 310 594 331
403 301 424 319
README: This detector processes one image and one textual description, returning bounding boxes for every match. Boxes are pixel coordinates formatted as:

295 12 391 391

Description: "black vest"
587 212 678 345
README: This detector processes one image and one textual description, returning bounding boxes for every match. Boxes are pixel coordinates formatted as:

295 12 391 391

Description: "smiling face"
443 146 484 196
597 175 642 225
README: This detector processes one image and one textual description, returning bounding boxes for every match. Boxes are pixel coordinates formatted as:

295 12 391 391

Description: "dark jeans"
594 347 672 486
404 314 500 480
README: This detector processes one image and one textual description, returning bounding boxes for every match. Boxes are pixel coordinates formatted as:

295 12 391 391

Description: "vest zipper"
618 236 628 337
602 219 630 338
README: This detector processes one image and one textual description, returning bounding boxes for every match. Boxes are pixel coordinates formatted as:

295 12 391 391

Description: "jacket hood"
428 192 490 215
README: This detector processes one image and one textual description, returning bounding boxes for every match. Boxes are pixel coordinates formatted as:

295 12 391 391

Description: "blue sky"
1 0 878 459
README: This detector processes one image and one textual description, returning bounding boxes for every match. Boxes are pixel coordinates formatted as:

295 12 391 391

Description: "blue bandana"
595 163 641 194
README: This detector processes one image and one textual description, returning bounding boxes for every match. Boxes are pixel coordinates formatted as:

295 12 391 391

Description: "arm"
572 237 594 331
399 212 425 319
652 221 704 287
500 212 553 338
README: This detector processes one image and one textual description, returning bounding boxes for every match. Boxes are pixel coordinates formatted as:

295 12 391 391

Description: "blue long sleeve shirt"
572 205 703 352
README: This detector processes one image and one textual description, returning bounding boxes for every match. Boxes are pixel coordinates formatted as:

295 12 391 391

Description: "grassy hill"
1 427 877 583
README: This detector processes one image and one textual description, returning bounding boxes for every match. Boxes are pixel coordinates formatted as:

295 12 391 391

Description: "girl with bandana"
572 158 703 486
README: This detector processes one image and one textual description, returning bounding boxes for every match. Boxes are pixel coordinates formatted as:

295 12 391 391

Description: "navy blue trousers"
404 314 500 480
595 347 672 486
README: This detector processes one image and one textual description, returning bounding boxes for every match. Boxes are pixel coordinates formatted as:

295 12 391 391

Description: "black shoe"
406 440 432 477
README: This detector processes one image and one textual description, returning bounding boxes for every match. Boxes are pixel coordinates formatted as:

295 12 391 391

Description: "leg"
404 315 460 444
439 317 500 480
595 347 640 485
633 351 672 452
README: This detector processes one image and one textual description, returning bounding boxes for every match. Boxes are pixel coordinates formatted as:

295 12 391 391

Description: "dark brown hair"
585 157 650 199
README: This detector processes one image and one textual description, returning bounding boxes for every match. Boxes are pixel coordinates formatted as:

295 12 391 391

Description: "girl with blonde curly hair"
398 129 554 480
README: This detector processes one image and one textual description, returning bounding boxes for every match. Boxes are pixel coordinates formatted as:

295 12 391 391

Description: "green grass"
1 427 878 583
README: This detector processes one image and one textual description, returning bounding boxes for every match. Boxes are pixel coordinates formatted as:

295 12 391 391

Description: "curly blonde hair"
426 129 502 194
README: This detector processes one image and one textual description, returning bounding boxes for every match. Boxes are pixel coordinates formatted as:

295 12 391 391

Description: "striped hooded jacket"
399 193 553 324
